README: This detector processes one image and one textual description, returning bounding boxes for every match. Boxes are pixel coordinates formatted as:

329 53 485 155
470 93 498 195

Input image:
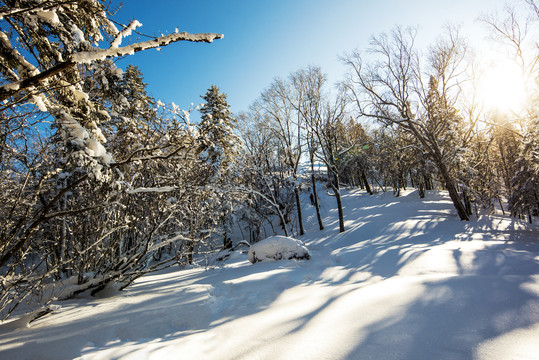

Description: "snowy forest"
0 1 538 354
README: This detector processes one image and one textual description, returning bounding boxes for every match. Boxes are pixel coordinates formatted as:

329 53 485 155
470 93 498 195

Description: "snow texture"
1 189 538 360
85 138 106 158
0 305 60 330
248 236 311 263
35 10 59 25
71 25 85 45
30 95 47 112
0 82 19 91
111 20 142 48
57 111 89 145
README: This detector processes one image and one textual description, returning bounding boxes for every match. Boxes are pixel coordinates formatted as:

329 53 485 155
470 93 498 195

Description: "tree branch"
0 32 223 102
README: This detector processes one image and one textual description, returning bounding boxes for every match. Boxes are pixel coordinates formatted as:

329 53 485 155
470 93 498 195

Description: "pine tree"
197 85 242 249
198 85 240 179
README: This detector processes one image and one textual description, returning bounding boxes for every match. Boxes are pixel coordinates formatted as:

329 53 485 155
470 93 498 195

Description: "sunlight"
477 60 527 113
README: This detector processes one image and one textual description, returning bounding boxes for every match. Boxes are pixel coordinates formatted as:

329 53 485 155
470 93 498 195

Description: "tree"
0 1 223 320
198 85 242 248
252 78 306 236
480 3 539 222
336 118 373 194
342 26 471 220
198 85 240 179
292 66 348 232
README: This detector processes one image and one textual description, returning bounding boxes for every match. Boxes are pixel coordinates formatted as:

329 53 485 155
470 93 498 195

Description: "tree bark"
330 171 345 233
310 152 324 231
294 186 305 236
438 161 469 221
362 171 373 195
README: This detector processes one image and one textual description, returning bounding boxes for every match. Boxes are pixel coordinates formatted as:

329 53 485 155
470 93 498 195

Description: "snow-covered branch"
0 31 223 102
110 20 143 49
127 186 176 194
0 0 76 19
73 31 223 63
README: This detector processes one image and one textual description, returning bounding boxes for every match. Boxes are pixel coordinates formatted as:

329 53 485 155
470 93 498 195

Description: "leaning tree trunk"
438 161 469 221
361 171 373 195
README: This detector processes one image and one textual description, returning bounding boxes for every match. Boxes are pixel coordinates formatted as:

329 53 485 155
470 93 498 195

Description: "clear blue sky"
114 0 518 115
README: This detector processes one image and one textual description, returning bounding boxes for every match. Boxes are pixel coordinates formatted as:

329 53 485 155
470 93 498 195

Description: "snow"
127 186 176 194
0 82 20 91
30 95 47 112
72 32 223 64
248 235 311 263
57 111 89 144
1 189 538 359
71 25 85 45
36 10 59 25
72 88 89 102
85 139 106 158
111 20 142 48
0 305 61 331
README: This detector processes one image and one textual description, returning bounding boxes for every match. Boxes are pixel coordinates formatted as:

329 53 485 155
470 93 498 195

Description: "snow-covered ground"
1 188 539 360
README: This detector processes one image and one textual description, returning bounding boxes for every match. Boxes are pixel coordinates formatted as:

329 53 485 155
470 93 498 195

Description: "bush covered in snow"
248 236 311 263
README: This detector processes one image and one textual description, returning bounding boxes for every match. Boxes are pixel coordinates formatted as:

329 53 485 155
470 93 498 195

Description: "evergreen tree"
198 85 240 180
509 108 539 223
197 85 242 249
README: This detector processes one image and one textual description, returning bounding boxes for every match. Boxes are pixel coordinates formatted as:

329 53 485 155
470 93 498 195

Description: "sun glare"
477 60 527 113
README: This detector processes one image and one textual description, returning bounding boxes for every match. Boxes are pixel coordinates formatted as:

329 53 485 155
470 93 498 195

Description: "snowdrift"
247 235 311 263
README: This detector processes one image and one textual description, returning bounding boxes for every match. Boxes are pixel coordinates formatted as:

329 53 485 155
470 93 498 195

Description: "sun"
477 60 527 113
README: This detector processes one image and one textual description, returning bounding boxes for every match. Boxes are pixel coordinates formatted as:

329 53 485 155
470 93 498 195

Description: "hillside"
1 188 538 360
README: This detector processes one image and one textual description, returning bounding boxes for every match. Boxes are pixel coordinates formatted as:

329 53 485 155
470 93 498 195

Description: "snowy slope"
1 189 538 360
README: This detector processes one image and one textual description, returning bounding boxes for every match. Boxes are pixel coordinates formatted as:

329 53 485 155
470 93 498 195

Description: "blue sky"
114 0 517 115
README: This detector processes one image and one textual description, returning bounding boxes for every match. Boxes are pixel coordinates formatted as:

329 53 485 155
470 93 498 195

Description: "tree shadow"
0 258 326 360
2 188 538 359
340 274 539 359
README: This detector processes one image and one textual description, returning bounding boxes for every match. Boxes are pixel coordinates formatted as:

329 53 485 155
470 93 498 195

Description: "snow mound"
248 236 311 263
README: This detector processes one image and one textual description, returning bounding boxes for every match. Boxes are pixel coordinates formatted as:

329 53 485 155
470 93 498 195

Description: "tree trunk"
424 173 433 190
330 171 345 233
294 186 305 236
438 161 469 221
361 171 372 195
310 157 324 231
223 234 232 250
463 189 472 216
418 179 425 198
498 196 505 215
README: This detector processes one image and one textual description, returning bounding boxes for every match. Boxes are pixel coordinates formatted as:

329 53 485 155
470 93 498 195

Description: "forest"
0 0 538 326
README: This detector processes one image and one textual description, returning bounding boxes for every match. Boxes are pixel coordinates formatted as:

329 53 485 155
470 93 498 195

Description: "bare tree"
253 78 306 235
292 67 348 232
342 26 471 220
